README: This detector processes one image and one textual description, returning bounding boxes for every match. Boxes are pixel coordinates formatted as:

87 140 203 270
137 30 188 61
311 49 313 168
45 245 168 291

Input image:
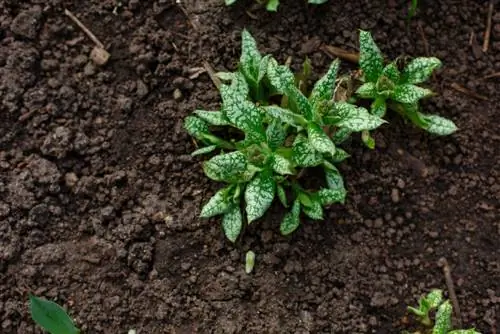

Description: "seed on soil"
90 47 110 66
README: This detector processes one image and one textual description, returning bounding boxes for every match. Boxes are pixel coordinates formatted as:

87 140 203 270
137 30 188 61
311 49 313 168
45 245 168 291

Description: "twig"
64 9 104 48
473 71 500 82
439 258 463 328
321 45 359 64
417 23 430 57
202 61 221 90
482 1 494 52
450 83 489 101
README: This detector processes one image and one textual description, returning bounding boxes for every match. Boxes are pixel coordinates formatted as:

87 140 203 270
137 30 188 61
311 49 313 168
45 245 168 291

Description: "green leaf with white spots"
292 134 324 167
288 86 314 120
184 116 209 140
266 118 287 150
356 82 378 99
215 71 234 82
263 105 308 127
267 57 295 93
332 127 352 144
381 62 401 83
318 187 346 205
391 84 433 104
191 145 217 156
266 0 280 11
332 147 350 162
245 172 276 223
370 97 387 117
448 330 481 334
324 165 345 192
402 57 441 84
308 123 336 156
309 59 340 108
240 29 262 82
359 30 384 82
203 151 248 182
424 289 444 310
302 196 323 220
222 203 242 243
280 199 301 235
200 186 234 218
334 104 386 131
419 113 458 135
433 300 452 334
271 153 294 175
376 76 396 96
277 184 288 207
194 110 230 126
257 54 271 82
220 84 265 142
361 130 375 149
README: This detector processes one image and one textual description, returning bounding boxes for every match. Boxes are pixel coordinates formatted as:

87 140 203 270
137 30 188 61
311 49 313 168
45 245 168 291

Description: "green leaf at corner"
245 172 276 223
266 0 280 11
418 113 458 136
184 116 209 140
240 29 262 82
222 203 243 243
280 199 301 235
200 185 234 218
309 59 340 108
271 153 294 175
203 151 248 182
402 57 441 84
302 195 323 220
307 123 336 156
267 57 295 93
29 294 79 334
318 187 346 205
292 134 324 167
359 30 384 82
433 300 452 334
391 84 433 104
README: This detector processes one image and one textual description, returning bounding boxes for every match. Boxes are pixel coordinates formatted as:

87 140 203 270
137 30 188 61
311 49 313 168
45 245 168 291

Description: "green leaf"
359 30 384 82
245 172 276 223
266 0 280 11
264 106 308 127
203 151 248 182
332 128 352 144
381 62 401 83
334 103 386 131
266 118 287 150
402 57 441 84
271 153 294 175
356 82 378 99
309 59 340 108
245 250 255 274
220 83 265 142
194 110 230 126
324 165 345 192
29 294 79 334
288 86 314 120
308 123 336 156
222 203 243 243
240 29 262 82
318 187 346 205
184 116 209 140
258 55 271 82
267 57 295 93
361 130 376 149
371 97 387 117
229 71 250 98
277 184 288 207
418 113 458 135
200 186 234 218
391 84 433 104
280 199 301 235
302 196 323 220
332 147 350 162
376 76 396 96
432 300 452 334
292 134 324 167
191 145 217 156
448 330 482 334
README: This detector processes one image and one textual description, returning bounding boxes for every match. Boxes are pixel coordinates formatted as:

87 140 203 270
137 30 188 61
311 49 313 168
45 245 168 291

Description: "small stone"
136 80 149 98
84 62 96 76
65 173 78 188
10 9 42 39
173 88 183 101
391 188 400 203
90 47 110 66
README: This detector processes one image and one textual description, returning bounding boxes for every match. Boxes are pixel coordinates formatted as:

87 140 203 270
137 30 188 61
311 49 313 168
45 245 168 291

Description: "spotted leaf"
194 110 230 126
433 300 452 334
267 57 295 93
359 30 384 82
334 103 386 131
184 116 209 140
240 29 262 82
266 118 287 150
288 86 314 120
402 57 441 84
419 113 458 135
200 186 234 218
332 127 352 144
318 188 346 205
356 82 378 99
381 62 401 83
277 184 288 207
292 134 323 167
257 54 271 82
370 97 387 117
271 153 294 175
222 203 242 243
391 84 433 104
203 151 248 182
309 59 340 108
332 147 350 162
280 199 301 235
324 165 346 193
191 145 217 156
302 196 323 220
308 123 336 156
244 172 276 223
263 106 308 127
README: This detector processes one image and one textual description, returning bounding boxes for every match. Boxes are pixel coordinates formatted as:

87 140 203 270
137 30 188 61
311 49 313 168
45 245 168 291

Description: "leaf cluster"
184 29 456 242
406 289 481 334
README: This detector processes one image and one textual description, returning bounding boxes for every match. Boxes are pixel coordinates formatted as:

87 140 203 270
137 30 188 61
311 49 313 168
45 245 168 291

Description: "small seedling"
29 294 80 334
406 289 481 334
245 250 256 273
356 30 457 137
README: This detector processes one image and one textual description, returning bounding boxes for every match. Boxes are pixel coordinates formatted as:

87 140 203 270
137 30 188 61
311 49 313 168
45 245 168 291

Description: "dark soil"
1 0 499 333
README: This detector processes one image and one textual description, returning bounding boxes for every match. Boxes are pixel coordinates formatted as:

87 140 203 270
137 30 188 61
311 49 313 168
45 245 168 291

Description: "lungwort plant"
406 289 481 334
184 29 456 242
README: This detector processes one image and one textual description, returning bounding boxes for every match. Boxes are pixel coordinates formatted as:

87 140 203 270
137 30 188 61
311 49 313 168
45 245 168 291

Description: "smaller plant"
406 289 481 334
225 0 328 11
356 30 457 136
29 294 80 334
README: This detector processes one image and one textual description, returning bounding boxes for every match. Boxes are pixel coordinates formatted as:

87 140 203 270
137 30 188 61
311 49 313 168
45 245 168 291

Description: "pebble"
10 9 42 39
